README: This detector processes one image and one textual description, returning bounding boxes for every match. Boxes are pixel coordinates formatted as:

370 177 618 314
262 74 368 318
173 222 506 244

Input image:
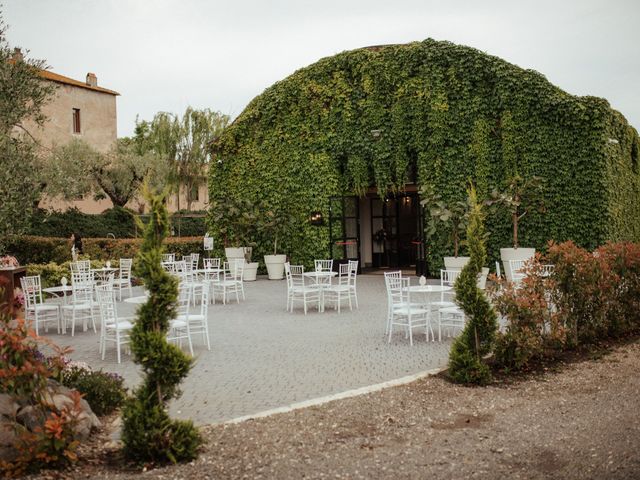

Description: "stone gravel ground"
35 338 640 479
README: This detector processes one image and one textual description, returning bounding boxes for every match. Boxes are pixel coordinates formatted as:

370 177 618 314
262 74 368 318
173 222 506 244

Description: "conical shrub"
121 188 201 463
448 185 498 385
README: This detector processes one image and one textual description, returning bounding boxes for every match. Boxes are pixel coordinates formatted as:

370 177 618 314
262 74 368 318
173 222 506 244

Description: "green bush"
27 207 207 239
28 207 136 238
5 235 206 265
61 366 127 416
27 259 121 288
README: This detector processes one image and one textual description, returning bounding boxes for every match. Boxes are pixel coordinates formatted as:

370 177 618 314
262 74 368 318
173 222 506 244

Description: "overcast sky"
4 0 639 137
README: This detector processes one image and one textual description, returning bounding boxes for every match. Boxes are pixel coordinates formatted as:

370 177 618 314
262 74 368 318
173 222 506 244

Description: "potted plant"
420 186 470 270
261 207 297 280
209 197 259 280
486 174 544 281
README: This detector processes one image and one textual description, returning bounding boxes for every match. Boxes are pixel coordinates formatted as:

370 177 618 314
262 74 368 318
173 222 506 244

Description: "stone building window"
72 108 81 134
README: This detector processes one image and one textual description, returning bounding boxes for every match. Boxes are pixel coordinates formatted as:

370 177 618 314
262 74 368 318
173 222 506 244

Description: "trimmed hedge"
5 236 206 266
210 38 640 271
27 208 207 239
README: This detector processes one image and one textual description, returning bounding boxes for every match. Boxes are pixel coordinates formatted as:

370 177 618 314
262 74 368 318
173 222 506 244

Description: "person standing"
70 232 83 260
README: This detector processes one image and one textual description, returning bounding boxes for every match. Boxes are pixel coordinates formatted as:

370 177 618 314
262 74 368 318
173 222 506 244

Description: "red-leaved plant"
0 312 80 477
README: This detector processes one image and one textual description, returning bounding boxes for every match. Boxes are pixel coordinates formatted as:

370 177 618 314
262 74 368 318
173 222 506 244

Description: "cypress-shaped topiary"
121 187 201 463
448 185 498 385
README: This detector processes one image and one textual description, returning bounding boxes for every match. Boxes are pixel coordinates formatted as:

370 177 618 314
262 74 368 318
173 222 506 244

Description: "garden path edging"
223 366 446 425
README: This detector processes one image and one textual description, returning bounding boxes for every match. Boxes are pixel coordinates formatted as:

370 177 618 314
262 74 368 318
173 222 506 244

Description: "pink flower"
0 255 19 268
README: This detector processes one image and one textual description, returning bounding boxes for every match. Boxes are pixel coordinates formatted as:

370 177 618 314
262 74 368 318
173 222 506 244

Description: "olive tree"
0 13 54 247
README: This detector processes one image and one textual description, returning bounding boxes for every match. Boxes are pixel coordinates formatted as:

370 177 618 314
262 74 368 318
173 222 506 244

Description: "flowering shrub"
61 363 127 416
0 255 19 268
12 287 24 310
490 241 640 371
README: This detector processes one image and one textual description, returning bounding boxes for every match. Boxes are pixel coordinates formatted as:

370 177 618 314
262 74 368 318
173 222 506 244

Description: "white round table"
303 271 338 312
124 295 148 304
407 285 452 293
43 285 73 304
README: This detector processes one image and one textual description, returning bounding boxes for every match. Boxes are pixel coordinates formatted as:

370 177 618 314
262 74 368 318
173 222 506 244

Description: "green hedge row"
5 235 206 265
28 208 207 239
210 38 640 272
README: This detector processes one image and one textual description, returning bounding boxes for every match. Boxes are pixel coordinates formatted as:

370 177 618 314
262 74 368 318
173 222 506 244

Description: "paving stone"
45 275 452 425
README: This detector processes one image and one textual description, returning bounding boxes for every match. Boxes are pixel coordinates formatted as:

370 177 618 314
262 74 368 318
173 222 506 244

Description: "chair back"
204 257 221 269
71 259 91 273
95 283 117 328
384 270 402 283
229 258 245 281
541 264 555 277
285 263 305 288
508 260 527 282
162 253 176 263
387 276 409 308
495 261 502 278
315 259 333 272
190 253 200 270
440 269 461 287
173 260 187 277
336 263 350 285
20 275 43 308
176 283 191 317
71 271 94 304
348 260 358 287
119 258 133 279
198 284 209 317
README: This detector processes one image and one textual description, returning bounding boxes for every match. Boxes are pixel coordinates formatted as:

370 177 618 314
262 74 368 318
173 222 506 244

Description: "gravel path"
52 338 640 479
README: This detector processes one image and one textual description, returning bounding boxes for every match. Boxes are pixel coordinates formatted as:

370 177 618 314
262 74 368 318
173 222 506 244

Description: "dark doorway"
328 196 360 269
370 193 422 270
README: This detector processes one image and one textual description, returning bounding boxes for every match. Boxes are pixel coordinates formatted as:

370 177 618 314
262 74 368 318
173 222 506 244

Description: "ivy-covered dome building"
210 39 640 273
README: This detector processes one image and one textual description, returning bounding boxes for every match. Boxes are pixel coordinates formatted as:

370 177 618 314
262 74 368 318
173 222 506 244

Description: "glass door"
328 196 360 269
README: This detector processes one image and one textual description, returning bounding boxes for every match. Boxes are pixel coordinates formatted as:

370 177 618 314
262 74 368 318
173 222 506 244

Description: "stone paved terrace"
44 275 453 425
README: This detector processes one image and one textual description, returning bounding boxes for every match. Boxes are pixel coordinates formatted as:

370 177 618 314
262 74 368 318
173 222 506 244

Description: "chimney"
86 72 97 87
12 47 24 62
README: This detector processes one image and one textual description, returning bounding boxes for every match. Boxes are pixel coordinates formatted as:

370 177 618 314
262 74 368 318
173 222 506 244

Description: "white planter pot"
500 247 536 282
264 254 287 280
225 246 252 263
477 267 490 290
443 256 470 271
243 262 259 281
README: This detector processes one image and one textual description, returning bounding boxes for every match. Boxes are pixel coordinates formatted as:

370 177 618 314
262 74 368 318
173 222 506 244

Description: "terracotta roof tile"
39 69 119 96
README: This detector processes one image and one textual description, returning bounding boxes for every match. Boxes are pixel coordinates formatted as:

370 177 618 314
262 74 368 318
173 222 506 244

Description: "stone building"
16 47 209 214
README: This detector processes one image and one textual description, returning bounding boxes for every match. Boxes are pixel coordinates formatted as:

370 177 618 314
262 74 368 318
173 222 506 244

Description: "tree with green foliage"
44 138 169 208
420 184 470 257
486 175 545 248
135 107 229 211
121 186 201 463
448 185 498 385
0 13 54 247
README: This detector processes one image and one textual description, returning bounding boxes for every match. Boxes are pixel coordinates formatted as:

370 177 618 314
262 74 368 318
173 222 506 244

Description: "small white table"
43 285 74 304
124 295 148 304
91 267 117 283
303 271 338 312
406 285 452 294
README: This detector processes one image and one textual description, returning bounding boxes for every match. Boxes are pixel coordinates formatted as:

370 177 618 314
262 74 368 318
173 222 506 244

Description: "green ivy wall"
209 39 640 270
